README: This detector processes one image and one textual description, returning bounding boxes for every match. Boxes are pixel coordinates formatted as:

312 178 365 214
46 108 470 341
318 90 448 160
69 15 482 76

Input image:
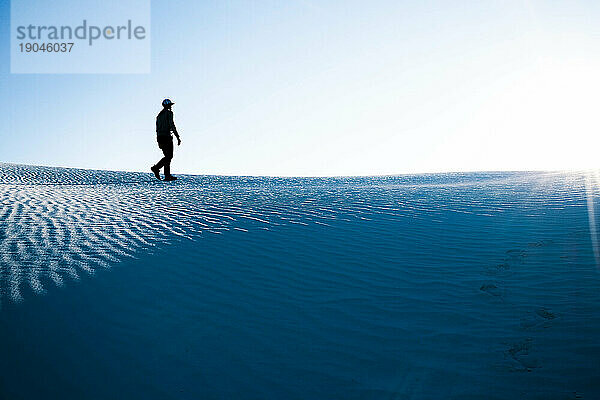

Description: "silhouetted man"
151 98 181 181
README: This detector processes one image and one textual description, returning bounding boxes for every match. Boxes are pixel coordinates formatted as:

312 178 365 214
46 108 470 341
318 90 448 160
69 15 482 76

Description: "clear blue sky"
1 0 599 176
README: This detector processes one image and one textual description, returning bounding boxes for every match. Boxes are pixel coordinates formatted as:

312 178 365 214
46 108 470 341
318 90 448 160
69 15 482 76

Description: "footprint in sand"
484 262 511 277
479 283 504 297
527 239 555 248
483 245 530 276
504 338 542 372
535 308 557 320
505 248 527 264
520 308 558 330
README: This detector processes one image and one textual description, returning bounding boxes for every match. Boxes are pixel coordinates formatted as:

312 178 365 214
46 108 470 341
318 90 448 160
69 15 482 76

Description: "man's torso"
156 109 174 135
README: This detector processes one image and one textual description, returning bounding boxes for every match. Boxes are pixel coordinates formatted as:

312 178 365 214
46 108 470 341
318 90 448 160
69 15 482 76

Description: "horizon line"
0 161 594 179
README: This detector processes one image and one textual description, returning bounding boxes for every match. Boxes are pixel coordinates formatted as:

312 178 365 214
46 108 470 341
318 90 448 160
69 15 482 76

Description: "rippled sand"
1 163 599 399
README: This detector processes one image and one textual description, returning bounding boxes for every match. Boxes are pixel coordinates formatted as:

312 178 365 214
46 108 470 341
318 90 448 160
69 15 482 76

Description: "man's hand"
177 137 182 146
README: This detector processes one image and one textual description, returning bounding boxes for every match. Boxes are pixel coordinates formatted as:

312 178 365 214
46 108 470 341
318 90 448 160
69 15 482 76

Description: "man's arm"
170 111 181 145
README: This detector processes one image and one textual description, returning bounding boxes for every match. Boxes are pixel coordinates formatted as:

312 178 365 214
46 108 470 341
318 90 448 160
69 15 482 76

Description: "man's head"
162 98 175 109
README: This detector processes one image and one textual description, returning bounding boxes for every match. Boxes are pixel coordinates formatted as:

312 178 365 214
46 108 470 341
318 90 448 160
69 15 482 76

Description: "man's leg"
162 140 174 177
154 138 173 171
152 152 168 180
151 139 164 180
155 155 168 170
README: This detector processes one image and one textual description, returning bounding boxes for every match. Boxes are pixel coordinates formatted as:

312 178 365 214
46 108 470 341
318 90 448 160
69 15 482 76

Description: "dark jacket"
156 109 177 137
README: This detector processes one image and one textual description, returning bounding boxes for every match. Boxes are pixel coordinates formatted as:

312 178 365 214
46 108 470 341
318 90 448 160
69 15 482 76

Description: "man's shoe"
151 165 161 180
164 175 177 182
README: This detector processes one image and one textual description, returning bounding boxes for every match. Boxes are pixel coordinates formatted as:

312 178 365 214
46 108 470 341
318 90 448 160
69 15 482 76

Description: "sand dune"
1 163 599 398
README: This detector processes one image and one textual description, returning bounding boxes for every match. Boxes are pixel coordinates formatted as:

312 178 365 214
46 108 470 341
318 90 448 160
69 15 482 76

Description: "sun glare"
462 58 600 172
